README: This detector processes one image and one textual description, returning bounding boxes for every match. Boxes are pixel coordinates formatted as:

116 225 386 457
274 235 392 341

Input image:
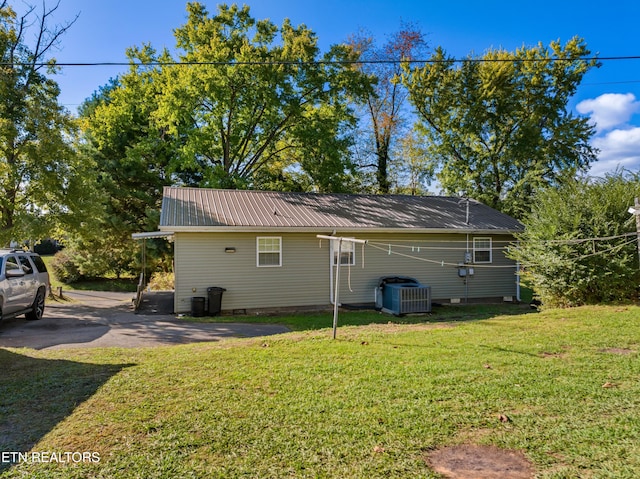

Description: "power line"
516 237 638 268
583 79 640 86
2 55 640 68
532 232 637 245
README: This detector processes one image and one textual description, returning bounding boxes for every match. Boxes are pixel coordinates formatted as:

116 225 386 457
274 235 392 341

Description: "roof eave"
132 231 175 240
160 226 521 235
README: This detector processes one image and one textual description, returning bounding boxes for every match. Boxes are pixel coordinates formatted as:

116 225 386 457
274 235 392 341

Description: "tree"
348 24 428 193
391 128 435 195
509 171 640 307
401 37 599 218
144 2 371 191
0 1 95 246
78 55 178 278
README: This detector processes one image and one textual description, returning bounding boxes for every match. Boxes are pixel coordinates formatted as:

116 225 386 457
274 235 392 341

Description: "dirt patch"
539 351 565 358
426 444 534 479
600 347 635 355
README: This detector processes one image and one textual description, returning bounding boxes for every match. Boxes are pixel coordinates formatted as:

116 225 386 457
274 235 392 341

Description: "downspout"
329 246 335 304
516 261 521 302
515 239 521 302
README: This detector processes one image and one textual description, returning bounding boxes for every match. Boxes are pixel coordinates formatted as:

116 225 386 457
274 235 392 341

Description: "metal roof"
160 187 523 233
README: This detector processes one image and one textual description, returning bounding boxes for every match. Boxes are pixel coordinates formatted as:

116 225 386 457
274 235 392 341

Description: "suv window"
5 256 20 273
18 256 34 275
30 255 47 273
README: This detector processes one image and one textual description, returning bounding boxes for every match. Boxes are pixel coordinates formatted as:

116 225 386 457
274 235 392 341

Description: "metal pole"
635 198 640 269
316 235 368 340
332 238 342 340
142 238 147 286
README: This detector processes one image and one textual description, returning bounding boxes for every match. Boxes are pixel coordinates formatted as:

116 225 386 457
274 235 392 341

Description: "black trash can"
191 296 206 317
207 287 226 316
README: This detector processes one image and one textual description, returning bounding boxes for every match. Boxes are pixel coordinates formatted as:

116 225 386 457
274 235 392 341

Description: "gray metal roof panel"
160 187 523 232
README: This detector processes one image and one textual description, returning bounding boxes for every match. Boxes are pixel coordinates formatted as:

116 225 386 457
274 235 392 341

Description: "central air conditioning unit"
375 276 432 315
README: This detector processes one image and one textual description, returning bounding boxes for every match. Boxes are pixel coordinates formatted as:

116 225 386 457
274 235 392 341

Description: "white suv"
0 250 50 321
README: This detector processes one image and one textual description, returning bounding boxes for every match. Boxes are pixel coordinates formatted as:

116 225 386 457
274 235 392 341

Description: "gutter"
162 226 523 235
132 231 175 240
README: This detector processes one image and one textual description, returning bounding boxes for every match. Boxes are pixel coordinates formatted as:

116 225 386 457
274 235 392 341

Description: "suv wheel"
25 288 46 321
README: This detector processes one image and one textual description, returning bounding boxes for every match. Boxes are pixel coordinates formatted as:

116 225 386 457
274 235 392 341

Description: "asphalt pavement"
0 290 290 350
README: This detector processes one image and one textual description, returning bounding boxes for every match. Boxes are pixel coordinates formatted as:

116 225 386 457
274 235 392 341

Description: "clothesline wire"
366 243 517 269
365 236 638 270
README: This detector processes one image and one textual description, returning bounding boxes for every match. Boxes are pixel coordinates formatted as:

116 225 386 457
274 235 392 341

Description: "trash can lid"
207 286 227 292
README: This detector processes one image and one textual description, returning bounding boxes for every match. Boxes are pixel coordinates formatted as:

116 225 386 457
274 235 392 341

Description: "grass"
182 303 534 331
2 305 640 478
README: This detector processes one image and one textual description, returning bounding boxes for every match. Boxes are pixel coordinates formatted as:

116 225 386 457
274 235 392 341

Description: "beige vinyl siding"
174 232 331 313
328 233 518 304
173 232 519 313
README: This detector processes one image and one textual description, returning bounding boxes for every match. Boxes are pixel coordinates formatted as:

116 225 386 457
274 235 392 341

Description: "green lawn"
2 305 640 478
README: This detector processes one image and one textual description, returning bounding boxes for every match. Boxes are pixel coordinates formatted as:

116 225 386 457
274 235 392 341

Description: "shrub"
50 250 84 283
148 272 174 290
510 171 640 307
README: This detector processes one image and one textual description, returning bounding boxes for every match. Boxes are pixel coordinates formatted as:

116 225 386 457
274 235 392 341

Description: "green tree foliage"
401 37 599 218
0 1 98 245
77 2 370 279
79 60 176 279
146 2 371 191
348 24 428 193
510 171 640 307
391 128 435 195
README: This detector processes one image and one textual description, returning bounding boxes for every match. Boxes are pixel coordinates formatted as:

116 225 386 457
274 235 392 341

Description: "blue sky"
28 0 640 177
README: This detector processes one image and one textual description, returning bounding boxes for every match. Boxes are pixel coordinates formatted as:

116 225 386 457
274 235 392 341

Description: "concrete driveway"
0 290 290 350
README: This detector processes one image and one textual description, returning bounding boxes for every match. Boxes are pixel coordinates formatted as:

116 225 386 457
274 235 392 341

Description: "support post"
332 238 342 340
635 198 640 270
317 235 368 339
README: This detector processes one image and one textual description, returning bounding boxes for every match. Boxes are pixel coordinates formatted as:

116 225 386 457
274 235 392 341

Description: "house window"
473 237 492 263
257 237 282 267
332 239 355 266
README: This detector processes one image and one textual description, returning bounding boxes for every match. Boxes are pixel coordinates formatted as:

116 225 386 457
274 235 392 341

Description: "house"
155 186 523 314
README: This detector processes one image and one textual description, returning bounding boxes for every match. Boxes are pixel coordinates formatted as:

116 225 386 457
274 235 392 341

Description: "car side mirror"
5 268 25 278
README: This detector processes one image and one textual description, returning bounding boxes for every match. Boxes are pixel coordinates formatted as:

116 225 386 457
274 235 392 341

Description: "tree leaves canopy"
402 37 599 218
0 1 97 246
145 2 371 191
348 24 428 193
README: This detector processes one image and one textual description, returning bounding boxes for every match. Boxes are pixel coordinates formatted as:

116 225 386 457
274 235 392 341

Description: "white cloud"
576 93 640 132
589 127 640 177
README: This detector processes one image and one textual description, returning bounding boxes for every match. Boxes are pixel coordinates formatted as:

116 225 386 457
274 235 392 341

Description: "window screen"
257 237 282 267
473 237 492 263
332 240 355 266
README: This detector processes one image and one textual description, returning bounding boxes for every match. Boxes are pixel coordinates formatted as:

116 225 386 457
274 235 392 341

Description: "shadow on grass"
182 303 536 332
60 278 138 293
0 349 133 472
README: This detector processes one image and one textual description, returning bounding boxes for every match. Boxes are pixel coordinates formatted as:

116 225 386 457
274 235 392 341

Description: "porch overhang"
132 231 174 240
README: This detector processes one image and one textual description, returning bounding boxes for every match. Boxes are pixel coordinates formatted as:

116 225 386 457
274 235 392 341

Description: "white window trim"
256 236 282 267
473 237 492 263
331 238 356 266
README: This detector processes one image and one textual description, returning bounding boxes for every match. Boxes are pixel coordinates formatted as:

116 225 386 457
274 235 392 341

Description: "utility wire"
517 237 638 268
366 233 636 251
2 55 640 68
367 236 637 270
528 232 637 245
